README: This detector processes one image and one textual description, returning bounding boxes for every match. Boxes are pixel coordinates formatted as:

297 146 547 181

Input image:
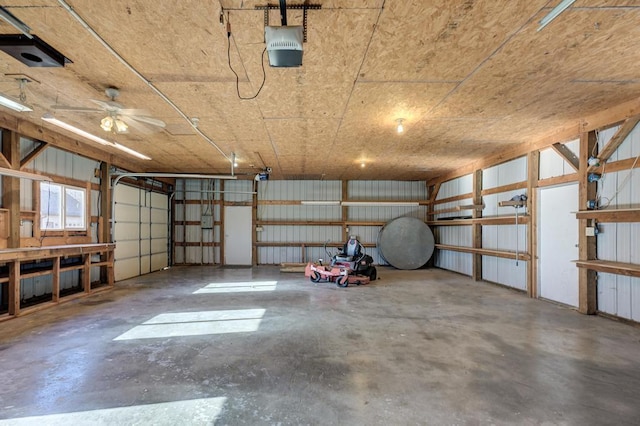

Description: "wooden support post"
472 170 483 281
8 261 20 316
578 130 598 314
342 180 348 239
107 249 115 286
219 180 225 265
2 129 21 248
527 150 540 298
52 256 60 302
252 181 258 265
83 253 91 293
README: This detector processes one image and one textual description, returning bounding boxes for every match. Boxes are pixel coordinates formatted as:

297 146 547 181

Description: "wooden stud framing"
472 169 483 281
551 142 579 172
19 141 48 170
527 150 539 299
587 115 640 172
2 129 21 248
578 130 598 314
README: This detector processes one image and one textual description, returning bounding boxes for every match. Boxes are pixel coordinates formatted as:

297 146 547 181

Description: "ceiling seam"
329 0 386 179
425 0 556 119
56 0 231 164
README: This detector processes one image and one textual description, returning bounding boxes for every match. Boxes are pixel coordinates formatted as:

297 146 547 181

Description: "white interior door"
538 183 579 307
224 206 252 265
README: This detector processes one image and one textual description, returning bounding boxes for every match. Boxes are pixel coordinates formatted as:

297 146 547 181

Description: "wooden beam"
435 244 530 261
537 173 579 188
481 181 527 196
427 215 529 226
342 180 348 240
432 193 473 205
551 142 579 172
589 156 640 175
589 115 640 171
472 169 483 281
0 151 11 169
575 208 640 223
0 114 144 173
527 150 540 299
574 259 640 278
429 182 441 202
19 141 48 170
578 130 598 315
1 129 21 248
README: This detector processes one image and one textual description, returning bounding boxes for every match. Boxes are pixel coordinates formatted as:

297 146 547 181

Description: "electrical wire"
226 15 267 100
598 151 640 209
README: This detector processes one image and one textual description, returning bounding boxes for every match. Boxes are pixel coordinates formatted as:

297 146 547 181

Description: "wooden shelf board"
574 259 640 278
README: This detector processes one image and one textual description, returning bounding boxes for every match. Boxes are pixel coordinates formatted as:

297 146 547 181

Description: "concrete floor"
0 266 639 425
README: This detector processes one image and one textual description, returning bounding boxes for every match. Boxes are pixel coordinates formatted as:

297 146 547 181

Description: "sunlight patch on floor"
113 309 266 340
0 397 227 425
193 280 278 294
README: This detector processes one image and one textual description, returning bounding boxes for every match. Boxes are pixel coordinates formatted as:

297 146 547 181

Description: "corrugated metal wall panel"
539 148 566 179
347 206 427 222
259 205 342 221
348 180 427 199
261 180 342 200
225 180 254 202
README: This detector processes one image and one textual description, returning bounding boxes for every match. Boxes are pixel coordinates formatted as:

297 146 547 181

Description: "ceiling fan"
52 87 166 134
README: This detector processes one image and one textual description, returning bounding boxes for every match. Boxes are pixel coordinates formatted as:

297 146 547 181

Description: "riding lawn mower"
304 236 377 287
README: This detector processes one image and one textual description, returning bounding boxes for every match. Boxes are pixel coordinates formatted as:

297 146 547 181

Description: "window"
40 182 86 230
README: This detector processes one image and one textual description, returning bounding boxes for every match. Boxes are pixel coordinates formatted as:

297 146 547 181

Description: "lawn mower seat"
334 236 362 262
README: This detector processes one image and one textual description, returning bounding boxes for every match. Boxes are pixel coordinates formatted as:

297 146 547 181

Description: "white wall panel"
539 148 566 179
349 180 427 200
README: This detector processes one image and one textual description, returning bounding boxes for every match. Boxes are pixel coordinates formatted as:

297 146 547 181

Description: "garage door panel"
115 257 140 281
115 204 140 222
114 223 140 241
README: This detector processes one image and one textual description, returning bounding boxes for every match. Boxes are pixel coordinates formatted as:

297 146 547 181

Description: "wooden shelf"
427 215 529 226
574 259 640 278
0 243 115 320
436 244 530 261
575 208 640 222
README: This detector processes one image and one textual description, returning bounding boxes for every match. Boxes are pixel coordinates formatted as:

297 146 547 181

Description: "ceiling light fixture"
537 0 576 31
100 116 128 133
0 92 32 112
396 118 405 134
41 113 150 160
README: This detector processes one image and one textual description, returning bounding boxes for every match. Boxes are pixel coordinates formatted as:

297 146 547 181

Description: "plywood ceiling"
1 0 640 180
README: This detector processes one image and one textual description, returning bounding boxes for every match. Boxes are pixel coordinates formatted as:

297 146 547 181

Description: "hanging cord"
598 152 640 209
226 14 267 100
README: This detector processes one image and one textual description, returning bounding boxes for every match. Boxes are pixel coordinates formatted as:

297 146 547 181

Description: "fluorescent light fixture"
113 309 266 340
42 113 110 145
42 113 151 160
0 167 51 181
538 0 576 31
0 6 32 38
0 397 227 425
194 281 277 294
0 93 32 112
113 142 150 160
342 201 419 207
301 200 341 206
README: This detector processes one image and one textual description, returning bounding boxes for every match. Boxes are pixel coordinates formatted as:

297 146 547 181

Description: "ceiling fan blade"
119 115 153 135
129 115 166 128
118 108 152 116
50 105 103 112
90 99 124 111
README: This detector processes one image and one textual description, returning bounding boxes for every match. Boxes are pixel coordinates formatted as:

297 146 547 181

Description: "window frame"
40 181 88 232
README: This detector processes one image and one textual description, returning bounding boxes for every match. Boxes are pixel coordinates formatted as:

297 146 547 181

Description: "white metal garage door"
114 184 168 281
